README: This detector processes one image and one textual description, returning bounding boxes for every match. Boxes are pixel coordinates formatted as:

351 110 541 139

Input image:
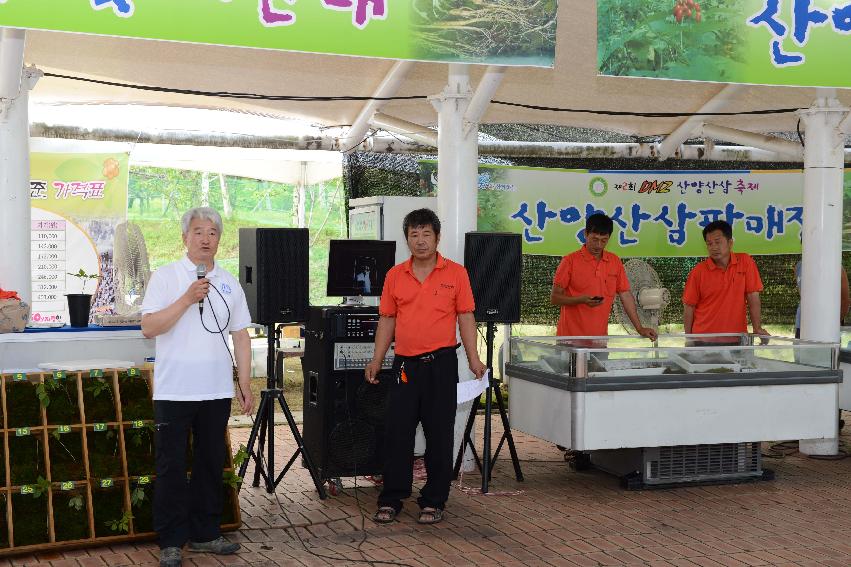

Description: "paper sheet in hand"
457 370 489 404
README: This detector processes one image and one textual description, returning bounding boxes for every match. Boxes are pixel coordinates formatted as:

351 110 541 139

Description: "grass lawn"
230 355 304 417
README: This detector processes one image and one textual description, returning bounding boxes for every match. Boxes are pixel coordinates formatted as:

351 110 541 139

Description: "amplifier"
333 342 395 370
302 306 394 479
303 309 386 340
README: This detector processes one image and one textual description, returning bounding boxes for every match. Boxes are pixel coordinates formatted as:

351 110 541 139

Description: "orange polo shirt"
553 246 630 337
379 253 476 356
682 252 763 334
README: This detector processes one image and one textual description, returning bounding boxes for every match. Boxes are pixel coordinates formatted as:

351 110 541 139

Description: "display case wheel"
569 452 592 471
327 478 343 496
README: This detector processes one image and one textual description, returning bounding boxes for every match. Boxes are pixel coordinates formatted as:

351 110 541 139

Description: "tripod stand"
238 324 327 499
453 321 523 493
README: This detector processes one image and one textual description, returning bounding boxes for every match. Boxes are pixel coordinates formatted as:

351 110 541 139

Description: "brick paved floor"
6 416 851 566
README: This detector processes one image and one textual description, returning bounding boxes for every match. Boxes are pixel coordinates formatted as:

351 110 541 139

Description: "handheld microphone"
196 263 207 314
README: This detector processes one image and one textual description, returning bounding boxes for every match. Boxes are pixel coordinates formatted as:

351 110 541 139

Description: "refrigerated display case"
507 334 841 488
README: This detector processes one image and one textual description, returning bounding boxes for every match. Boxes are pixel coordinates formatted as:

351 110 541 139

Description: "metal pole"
0 29 36 304
657 83 744 160
27 123 843 162
463 66 506 137
431 64 479 470
0 28 26 100
432 64 476 265
371 113 437 147
700 123 803 160
265 328 276 491
482 322 495 493
799 90 847 456
342 61 414 153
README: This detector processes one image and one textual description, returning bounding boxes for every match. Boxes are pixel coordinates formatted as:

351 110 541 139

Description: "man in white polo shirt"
141 207 254 567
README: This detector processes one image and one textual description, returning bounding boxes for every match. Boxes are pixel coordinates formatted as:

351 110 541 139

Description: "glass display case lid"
509 333 838 378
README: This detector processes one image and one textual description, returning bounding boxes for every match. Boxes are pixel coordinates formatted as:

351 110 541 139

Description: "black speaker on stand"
239 228 310 325
237 228 326 498
454 232 524 493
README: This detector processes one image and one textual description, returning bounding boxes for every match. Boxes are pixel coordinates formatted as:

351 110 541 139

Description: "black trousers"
154 398 231 549
378 346 458 512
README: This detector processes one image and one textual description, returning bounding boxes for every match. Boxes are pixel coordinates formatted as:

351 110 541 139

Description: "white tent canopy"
20 1 851 138
30 137 342 186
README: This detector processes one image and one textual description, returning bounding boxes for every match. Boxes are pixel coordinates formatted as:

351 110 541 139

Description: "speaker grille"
328 419 376 470
464 232 522 323
356 381 389 426
239 228 309 324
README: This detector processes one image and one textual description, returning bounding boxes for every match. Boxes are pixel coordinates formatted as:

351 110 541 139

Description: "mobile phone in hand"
591 296 603 301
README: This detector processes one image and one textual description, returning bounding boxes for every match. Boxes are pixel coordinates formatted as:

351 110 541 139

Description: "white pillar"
0 29 36 306
431 64 479 468
432 64 477 262
798 90 847 456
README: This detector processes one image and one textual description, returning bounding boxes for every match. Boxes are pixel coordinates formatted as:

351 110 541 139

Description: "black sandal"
373 506 397 524
417 508 443 524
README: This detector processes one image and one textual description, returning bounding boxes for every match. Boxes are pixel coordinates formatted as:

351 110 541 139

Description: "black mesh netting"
343 135 850 328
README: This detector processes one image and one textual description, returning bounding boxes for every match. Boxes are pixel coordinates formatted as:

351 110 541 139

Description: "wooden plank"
0 366 241 556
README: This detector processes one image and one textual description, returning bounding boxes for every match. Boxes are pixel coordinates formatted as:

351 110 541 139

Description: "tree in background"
128 166 346 306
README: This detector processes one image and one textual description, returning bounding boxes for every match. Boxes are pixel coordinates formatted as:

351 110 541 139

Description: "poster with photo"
30 152 129 324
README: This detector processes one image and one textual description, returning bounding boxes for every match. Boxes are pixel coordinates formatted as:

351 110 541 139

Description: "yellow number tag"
132 420 145 429
13 372 26 382
138 476 150 485
58 425 71 434
127 368 139 377
94 423 107 432
89 369 104 378
15 427 30 437
100 479 113 488
61 481 74 491
53 370 66 380
20 485 34 495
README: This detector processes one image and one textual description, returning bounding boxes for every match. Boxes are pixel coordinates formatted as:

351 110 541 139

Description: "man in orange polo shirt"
365 208 486 525
683 220 768 340
551 213 656 340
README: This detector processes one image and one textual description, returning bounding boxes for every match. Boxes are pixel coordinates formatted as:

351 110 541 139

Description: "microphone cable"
338 353 418 565
199 283 231 337
341 353 385 564
201 281 414 567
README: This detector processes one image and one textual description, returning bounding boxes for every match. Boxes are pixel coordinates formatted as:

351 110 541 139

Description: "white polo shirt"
141 256 252 401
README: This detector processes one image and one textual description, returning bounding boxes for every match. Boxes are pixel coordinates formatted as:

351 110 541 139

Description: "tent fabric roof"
20 1 851 138
29 138 343 186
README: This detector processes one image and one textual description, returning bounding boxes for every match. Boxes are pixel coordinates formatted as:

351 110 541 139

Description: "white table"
0 327 155 372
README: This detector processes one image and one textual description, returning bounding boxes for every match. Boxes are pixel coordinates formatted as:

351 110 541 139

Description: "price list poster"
29 152 129 324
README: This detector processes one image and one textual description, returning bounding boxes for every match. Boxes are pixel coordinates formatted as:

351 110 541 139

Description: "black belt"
394 343 460 363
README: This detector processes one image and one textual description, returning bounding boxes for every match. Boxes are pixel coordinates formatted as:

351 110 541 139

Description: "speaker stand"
238 325 327 499
453 322 524 493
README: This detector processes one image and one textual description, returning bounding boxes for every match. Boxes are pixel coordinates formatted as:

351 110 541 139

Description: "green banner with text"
422 162 822 257
0 0 556 66
598 0 851 87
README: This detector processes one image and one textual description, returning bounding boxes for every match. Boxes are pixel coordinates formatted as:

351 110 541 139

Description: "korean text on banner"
423 162 816 258
0 0 557 67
